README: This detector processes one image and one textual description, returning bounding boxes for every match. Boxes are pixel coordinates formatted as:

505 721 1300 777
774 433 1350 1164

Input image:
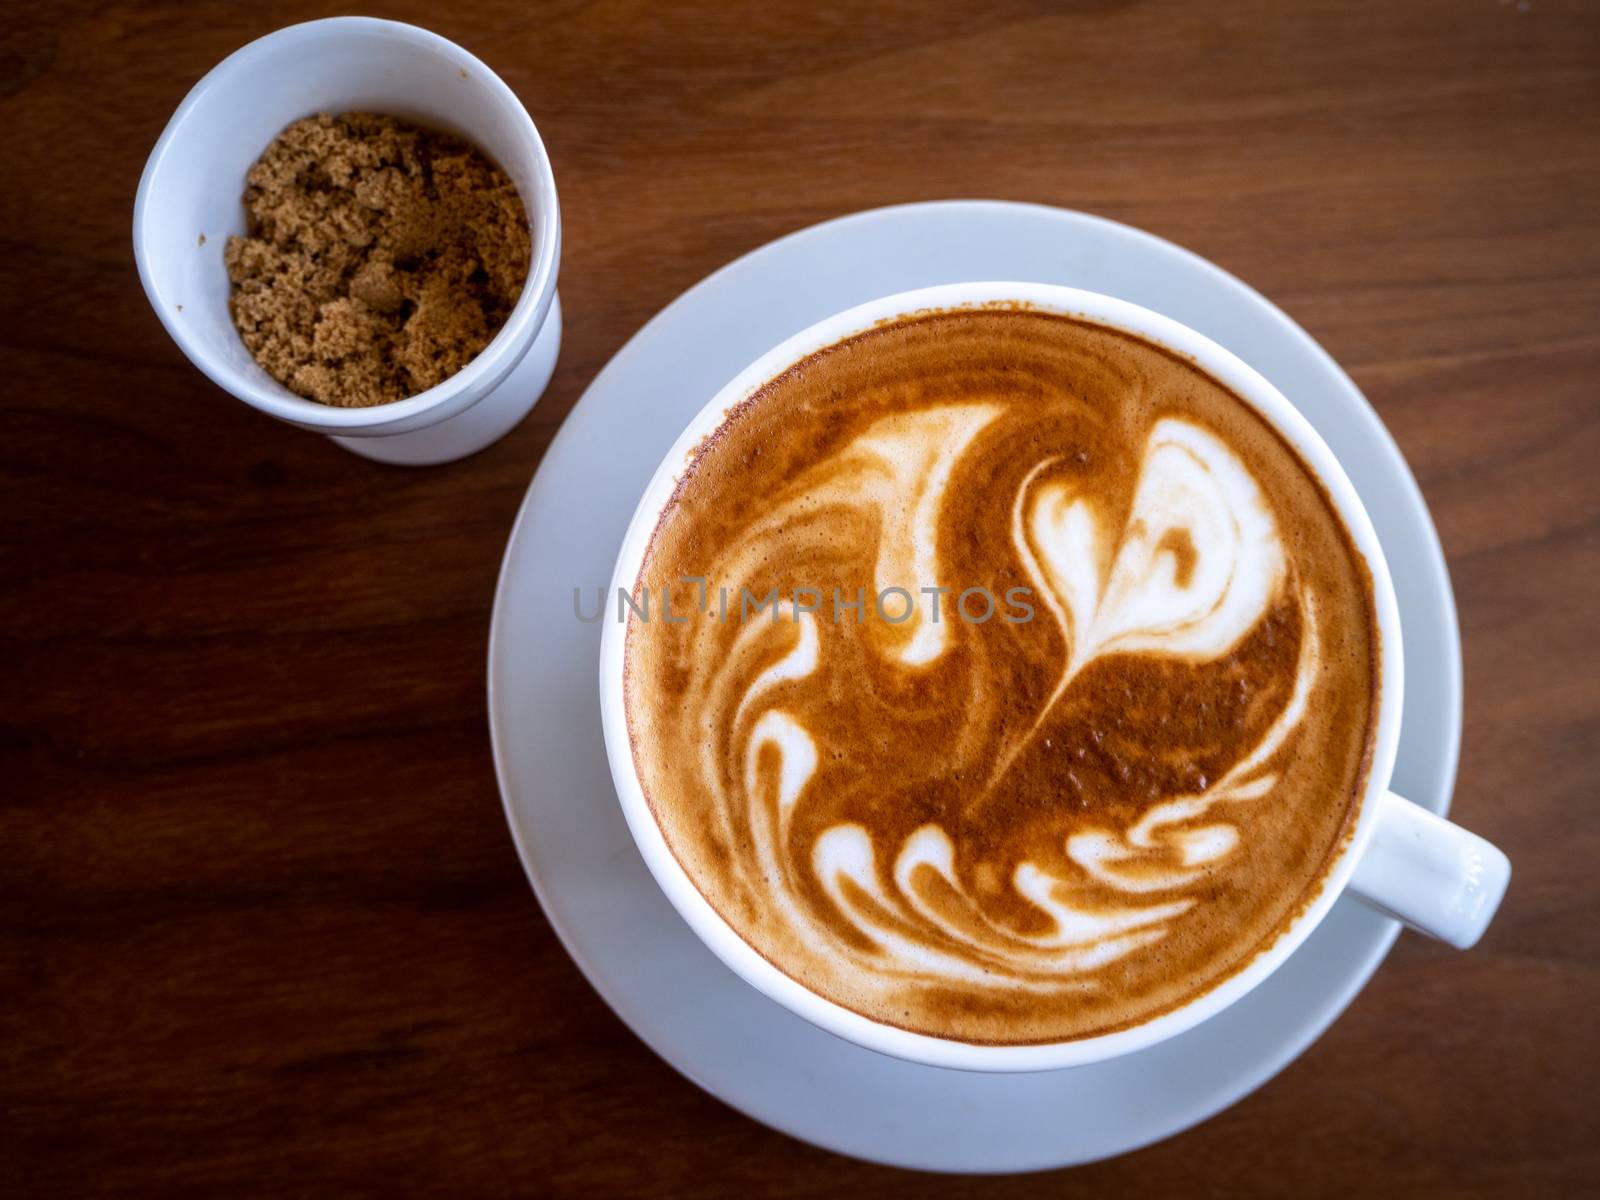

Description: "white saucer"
487 201 1462 1173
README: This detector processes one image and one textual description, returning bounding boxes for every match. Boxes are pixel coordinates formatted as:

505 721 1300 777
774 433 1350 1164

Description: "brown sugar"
224 112 530 408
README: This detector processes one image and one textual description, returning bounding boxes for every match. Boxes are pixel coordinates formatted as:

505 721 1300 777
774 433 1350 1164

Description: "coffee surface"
624 308 1377 1044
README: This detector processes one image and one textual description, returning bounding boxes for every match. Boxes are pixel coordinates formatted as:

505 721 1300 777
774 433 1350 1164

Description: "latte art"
626 310 1377 1043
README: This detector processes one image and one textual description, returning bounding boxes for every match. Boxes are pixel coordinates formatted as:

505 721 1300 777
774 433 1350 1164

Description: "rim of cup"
600 281 1405 1072
131 17 559 431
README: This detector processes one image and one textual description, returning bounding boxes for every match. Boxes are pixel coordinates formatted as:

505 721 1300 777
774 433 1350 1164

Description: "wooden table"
4 1 1595 1193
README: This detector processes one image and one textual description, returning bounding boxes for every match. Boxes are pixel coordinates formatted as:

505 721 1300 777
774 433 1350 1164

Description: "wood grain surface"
3 1 1596 1194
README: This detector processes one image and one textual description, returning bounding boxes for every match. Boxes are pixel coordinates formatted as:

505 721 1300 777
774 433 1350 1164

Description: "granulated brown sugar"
224 112 530 408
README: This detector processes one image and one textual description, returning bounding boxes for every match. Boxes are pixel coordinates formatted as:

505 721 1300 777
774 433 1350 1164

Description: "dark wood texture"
3 1 1596 1194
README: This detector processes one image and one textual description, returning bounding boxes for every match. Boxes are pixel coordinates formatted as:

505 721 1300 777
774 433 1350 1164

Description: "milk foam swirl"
626 311 1375 1043
686 410 1314 994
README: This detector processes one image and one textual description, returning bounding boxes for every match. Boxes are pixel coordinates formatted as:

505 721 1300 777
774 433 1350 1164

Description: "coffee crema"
624 308 1378 1044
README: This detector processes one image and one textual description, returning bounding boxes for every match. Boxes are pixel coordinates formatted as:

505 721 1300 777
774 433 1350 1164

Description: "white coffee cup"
598 281 1510 1073
133 18 561 466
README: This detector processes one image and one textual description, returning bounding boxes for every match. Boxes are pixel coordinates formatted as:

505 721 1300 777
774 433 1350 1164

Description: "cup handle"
1345 790 1510 949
